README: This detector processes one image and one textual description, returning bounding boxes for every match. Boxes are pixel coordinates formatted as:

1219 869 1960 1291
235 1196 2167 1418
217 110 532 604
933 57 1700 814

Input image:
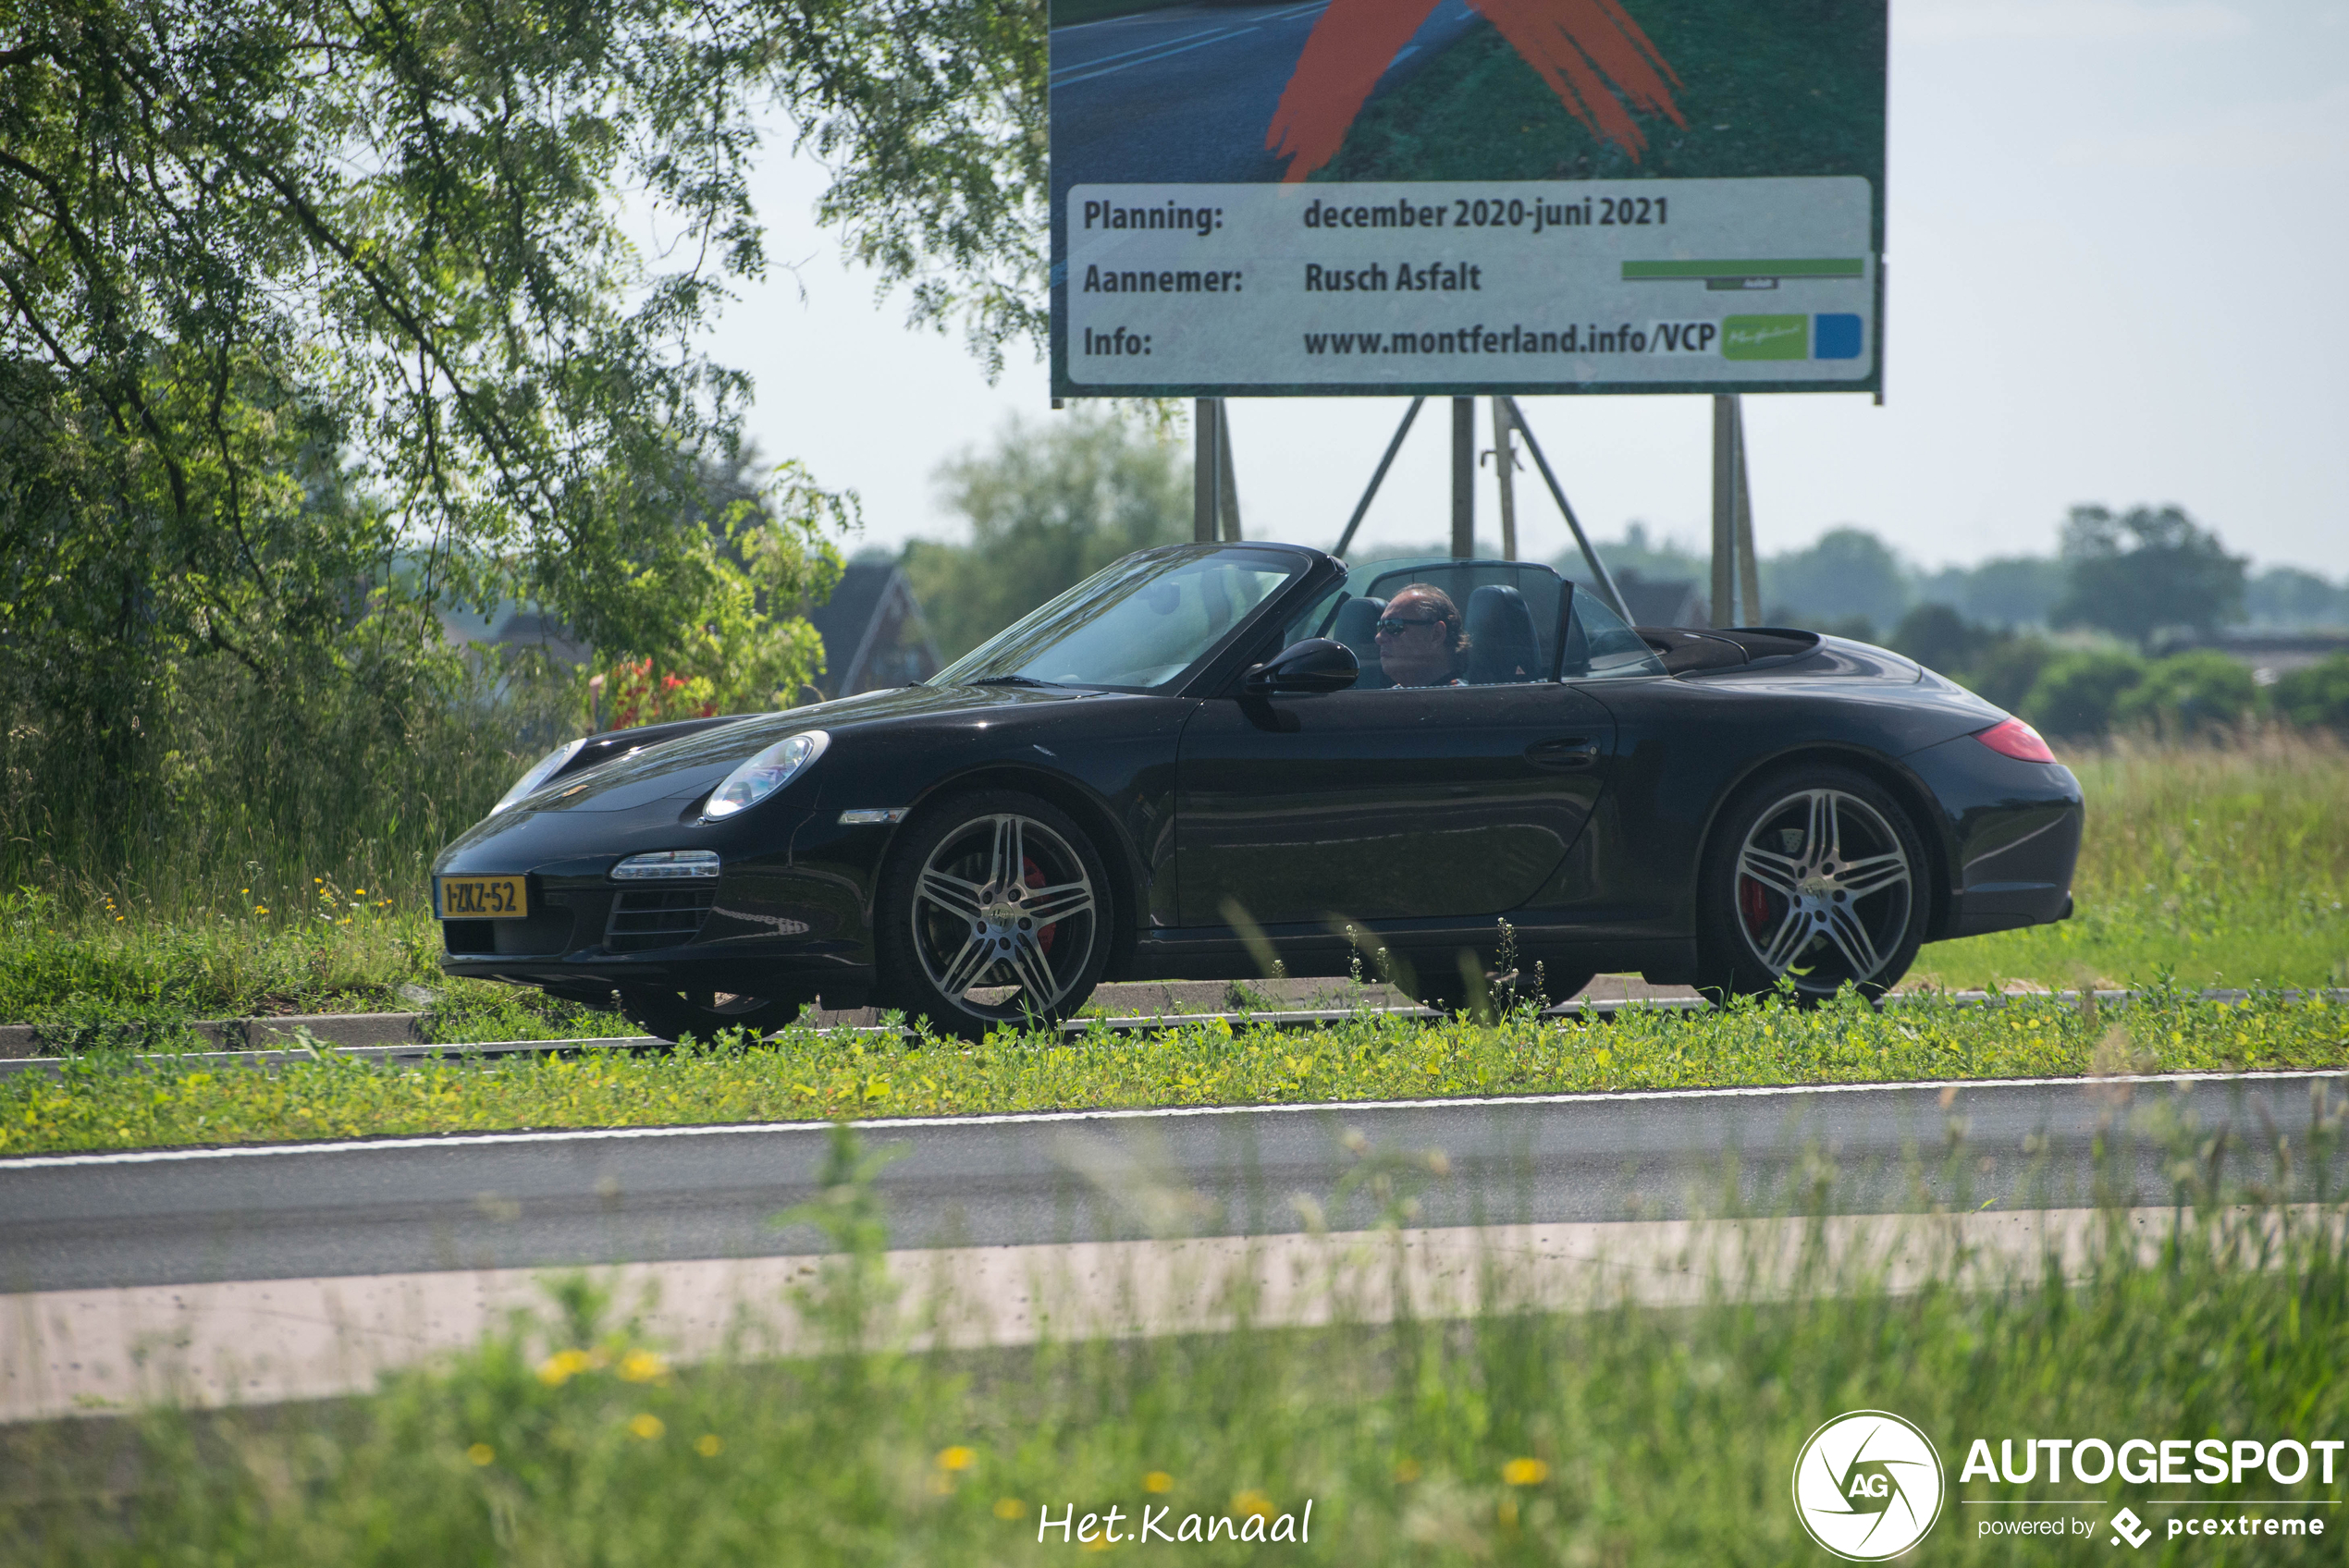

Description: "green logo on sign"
1722 315 1808 360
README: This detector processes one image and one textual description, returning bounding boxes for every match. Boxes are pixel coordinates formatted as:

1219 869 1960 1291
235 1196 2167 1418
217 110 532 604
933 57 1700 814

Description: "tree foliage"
2053 505 2246 650
0 0 1046 889
1759 526 1912 628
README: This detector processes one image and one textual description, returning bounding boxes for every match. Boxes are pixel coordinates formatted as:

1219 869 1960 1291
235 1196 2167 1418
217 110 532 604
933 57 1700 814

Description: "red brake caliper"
1023 856 1056 954
1740 876 1771 936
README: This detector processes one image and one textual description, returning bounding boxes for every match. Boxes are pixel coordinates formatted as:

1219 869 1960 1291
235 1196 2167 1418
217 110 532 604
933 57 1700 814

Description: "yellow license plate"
438 875 529 919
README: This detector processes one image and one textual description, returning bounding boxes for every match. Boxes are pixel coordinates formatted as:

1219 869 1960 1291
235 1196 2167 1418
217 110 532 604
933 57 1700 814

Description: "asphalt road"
6 1071 2340 1295
1050 0 1484 190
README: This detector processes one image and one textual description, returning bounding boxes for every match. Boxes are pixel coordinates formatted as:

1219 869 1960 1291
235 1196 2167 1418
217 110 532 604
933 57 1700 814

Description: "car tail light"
1974 718 2055 764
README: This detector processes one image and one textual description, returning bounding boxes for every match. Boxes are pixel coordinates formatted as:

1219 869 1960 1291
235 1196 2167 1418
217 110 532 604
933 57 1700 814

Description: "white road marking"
1052 25 1266 88
1049 1 1326 85
4 1068 2338 1171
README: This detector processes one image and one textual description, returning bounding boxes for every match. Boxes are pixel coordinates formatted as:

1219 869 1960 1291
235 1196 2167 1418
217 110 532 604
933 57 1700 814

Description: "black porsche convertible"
434 543 2083 1040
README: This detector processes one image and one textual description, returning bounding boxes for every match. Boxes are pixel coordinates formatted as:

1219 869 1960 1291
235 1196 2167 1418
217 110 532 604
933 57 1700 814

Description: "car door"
1173 680 1617 928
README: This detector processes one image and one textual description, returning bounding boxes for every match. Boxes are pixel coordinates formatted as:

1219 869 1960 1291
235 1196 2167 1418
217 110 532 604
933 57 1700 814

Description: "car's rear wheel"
876 790 1113 1040
616 988 807 1045
1695 766 1929 1004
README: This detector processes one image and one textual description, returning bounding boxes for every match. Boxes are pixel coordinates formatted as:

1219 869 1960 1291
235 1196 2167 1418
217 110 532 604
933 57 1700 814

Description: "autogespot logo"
1793 1411 1947 1560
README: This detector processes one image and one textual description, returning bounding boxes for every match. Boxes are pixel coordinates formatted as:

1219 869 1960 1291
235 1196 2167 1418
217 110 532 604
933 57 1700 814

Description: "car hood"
502 682 1103 816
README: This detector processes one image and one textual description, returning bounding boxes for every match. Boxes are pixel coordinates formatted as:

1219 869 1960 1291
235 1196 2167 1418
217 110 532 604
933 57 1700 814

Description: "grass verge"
6 1122 2344 1563
4 987 2343 1158
1916 732 2349 992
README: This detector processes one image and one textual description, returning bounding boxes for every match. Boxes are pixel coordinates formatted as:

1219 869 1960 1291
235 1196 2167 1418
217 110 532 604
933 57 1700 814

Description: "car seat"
1330 594 1388 688
1465 584 1542 684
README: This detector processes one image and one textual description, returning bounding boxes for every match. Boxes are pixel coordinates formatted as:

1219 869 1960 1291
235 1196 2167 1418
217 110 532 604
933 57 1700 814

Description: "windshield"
931 546 1306 691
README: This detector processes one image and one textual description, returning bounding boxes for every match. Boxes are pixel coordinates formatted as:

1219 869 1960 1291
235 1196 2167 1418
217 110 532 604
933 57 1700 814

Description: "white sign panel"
1064 177 1873 392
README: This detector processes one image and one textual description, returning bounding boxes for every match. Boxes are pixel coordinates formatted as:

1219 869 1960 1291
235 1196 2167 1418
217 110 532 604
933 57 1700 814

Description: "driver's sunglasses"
1375 614 1445 636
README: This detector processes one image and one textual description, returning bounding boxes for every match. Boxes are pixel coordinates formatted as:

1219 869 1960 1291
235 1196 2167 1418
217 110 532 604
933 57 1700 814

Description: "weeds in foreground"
5 1103 2344 1564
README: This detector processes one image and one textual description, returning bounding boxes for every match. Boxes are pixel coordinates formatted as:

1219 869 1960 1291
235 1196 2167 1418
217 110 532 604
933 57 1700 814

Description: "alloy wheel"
1732 788 1915 990
908 812 1100 1022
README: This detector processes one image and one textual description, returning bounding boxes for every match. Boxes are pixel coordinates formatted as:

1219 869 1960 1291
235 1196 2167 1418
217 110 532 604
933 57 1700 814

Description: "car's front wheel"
1695 766 1929 1004
876 790 1113 1040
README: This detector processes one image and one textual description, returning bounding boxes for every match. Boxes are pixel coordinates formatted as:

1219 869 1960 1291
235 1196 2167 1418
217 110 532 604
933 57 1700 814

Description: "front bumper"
433 803 894 1009
440 940 876 1009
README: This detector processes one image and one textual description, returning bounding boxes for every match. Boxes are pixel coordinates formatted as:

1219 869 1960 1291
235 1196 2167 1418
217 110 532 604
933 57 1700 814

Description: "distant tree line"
1580 508 2349 645
1559 506 2349 739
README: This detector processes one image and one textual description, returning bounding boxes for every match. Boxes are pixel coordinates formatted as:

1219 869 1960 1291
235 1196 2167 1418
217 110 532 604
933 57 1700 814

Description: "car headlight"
491 737 586 815
703 730 829 820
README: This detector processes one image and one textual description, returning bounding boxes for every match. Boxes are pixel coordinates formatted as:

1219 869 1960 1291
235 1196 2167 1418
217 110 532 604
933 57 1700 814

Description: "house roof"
805 563 896 686
805 561 941 695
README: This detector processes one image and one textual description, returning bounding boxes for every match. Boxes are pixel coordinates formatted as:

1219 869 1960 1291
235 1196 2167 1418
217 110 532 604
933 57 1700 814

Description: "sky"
705 0 2349 575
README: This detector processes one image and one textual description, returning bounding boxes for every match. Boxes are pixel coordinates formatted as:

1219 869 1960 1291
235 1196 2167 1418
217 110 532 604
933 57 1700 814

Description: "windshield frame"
927 543 1331 696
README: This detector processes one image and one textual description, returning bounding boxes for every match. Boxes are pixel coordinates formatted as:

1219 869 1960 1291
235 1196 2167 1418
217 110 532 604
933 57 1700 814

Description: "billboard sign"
1050 0 1887 398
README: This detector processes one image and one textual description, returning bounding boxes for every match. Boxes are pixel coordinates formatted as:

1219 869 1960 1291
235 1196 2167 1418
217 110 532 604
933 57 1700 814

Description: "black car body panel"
435 544 2085 1010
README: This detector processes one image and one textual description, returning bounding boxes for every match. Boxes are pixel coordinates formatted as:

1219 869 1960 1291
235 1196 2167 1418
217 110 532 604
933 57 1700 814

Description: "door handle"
1526 737 1601 770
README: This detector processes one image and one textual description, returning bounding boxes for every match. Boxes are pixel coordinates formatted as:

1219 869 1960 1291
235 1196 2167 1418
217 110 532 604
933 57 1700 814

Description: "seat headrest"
1329 595 1388 688
1465 584 1541 684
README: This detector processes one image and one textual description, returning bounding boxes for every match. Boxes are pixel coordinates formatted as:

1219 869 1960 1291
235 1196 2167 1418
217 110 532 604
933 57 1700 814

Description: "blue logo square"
1813 313 1863 361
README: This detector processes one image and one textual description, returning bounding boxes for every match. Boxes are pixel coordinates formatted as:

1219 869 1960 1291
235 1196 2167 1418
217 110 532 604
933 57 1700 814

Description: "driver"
1374 584 1470 687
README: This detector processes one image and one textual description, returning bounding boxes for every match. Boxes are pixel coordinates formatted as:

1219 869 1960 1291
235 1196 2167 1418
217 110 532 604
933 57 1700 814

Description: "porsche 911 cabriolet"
433 543 2082 1040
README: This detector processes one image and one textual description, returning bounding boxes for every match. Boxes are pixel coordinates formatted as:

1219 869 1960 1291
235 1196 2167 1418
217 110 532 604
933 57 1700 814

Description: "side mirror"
1241 637 1359 695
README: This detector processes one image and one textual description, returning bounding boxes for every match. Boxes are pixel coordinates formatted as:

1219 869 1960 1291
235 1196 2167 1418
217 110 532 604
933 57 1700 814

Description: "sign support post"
1216 403 1243 541
1193 398 1221 545
1450 398 1474 558
1711 395 1739 626
1508 398 1632 627
1331 398 1424 559
1710 394 1764 625
1734 399 1762 622
1487 396 1519 562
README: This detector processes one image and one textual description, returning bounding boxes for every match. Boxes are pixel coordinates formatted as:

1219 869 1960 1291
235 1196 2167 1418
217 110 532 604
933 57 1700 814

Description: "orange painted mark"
1266 0 1444 183
1266 0 1686 182
1467 0 1685 159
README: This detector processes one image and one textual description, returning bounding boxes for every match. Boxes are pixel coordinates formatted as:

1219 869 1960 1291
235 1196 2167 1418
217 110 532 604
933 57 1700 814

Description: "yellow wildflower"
618 1349 669 1383
695 1433 723 1457
1232 1490 1274 1519
536 1347 593 1386
936 1445 976 1471
628 1413 665 1440
993 1498 1026 1520
1502 1457 1548 1486
466 1443 495 1466
1143 1471 1174 1493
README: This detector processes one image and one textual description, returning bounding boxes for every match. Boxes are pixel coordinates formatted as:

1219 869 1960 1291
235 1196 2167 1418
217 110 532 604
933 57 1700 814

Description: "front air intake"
605 887 716 952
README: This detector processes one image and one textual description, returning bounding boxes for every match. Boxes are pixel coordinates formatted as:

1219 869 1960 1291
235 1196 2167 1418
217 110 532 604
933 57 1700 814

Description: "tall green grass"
1920 729 2349 990
6 1115 2344 1564
0 646 560 930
